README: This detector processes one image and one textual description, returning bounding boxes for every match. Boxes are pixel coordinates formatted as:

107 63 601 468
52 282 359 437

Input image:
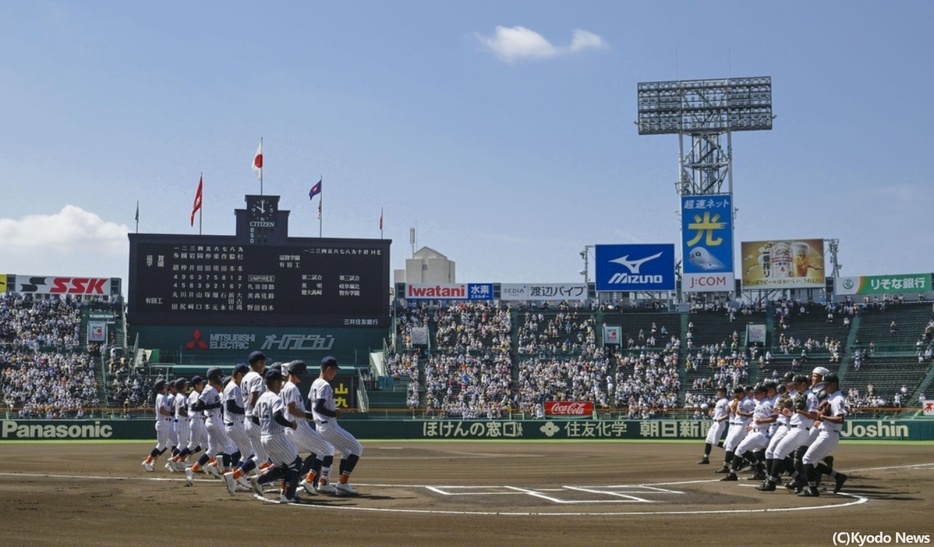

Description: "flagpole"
380 207 384 239
135 200 139 234
199 172 203 236
318 175 323 238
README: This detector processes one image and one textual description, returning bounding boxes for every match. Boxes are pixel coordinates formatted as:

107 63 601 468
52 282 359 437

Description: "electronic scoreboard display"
128 235 391 328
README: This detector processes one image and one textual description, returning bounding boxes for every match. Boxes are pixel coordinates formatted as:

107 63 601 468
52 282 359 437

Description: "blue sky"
1 1 932 290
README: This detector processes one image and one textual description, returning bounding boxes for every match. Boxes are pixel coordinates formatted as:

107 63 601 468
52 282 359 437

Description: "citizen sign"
545 401 594 416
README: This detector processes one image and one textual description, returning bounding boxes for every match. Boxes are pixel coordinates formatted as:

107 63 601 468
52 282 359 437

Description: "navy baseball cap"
191 375 204 386
154 380 166 391
174 378 188 389
264 368 284 383
248 351 266 364
233 363 250 375
287 360 307 375
321 356 340 369
206 367 223 381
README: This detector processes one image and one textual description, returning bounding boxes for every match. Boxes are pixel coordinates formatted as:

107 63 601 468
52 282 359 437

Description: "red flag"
190 176 203 226
252 140 263 179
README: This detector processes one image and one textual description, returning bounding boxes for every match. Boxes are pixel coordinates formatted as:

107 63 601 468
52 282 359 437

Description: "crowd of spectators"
0 293 103 418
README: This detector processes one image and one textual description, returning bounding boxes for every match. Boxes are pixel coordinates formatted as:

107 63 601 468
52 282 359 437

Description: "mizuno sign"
594 244 675 292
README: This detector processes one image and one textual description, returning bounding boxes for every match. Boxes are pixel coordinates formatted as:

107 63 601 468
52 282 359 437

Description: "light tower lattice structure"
637 76 772 196
637 77 772 297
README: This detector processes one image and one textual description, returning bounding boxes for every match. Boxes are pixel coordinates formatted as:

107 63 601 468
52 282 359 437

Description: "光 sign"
594 244 675 292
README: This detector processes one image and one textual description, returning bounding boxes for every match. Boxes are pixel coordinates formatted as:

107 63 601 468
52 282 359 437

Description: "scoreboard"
128 237 390 327
128 195 391 328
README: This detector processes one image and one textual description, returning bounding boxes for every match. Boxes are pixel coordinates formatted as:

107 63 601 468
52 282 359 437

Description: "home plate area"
426 484 684 504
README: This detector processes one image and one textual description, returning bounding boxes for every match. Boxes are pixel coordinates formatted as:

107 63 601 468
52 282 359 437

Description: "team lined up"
699 366 848 497
141 352 362 503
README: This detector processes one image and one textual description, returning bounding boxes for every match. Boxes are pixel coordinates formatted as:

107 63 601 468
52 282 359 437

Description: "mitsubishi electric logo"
595 244 675 292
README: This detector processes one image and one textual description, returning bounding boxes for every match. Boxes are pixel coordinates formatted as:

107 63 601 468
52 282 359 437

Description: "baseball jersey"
187 389 202 419
751 397 774 433
790 388 820 428
241 370 265 417
309 377 336 424
199 384 223 423
255 390 287 436
223 381 245 424
818 390 847 433
280 380 306 423
155 392 172 420
711 397 729 422
733 396 756 425
174 392 188 419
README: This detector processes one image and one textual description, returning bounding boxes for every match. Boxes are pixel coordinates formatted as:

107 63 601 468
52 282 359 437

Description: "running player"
716 386 754 474
697 386 729 465
310 356 363 496
170 375 206 471
242 351 271 471
279 360 336 495
758 373 797 491
141 379 173 471
720 383 775 482
757 374 815 492
799 373 848 496
166 378 190 472
185 367 231 485
163 380 180 472
247 368 303 503
222 364 262 495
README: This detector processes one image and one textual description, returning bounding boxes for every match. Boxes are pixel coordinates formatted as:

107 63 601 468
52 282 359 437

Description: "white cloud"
476 26 608 63
0 205 128 255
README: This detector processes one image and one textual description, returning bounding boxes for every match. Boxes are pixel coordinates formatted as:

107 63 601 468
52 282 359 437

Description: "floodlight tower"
636 76 772 196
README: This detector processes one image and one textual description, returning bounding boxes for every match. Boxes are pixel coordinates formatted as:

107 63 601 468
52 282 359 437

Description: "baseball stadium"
3 78 934 545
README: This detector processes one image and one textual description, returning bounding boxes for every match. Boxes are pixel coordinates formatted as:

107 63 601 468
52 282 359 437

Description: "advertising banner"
13 275 112 295
594 244 675 292
0 274 6 293
544 401 594 417
404 283 494 301
500 283 588 301
835 274 931 296
740 239 825 289
681 195 735 292
603 325 622 345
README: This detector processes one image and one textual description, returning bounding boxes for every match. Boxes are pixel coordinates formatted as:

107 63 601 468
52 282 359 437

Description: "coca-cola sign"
545 401 594 417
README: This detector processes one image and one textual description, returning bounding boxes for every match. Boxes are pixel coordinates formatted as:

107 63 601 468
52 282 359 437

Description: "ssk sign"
545 401 594 417
15 275 112 295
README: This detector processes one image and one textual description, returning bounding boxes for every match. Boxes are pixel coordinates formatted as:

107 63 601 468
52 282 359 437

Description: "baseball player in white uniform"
242 351 271 471
720 383 775 481
141 379 173 471
166 378 190 472
697 387 729 465
758 374 818 491
245 368 303 503
280 360 337 495
163 381 180 471
758 373 798 491
310 356 363 496
716 386 754 474
185 367 231 485
223 364 253 470
170 375 206 470
799 373 848 497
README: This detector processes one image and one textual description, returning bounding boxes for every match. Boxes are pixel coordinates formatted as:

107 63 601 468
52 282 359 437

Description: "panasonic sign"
595 244 676 292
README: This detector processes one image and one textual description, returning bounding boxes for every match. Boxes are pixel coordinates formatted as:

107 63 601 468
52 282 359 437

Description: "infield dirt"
0 441 931 546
